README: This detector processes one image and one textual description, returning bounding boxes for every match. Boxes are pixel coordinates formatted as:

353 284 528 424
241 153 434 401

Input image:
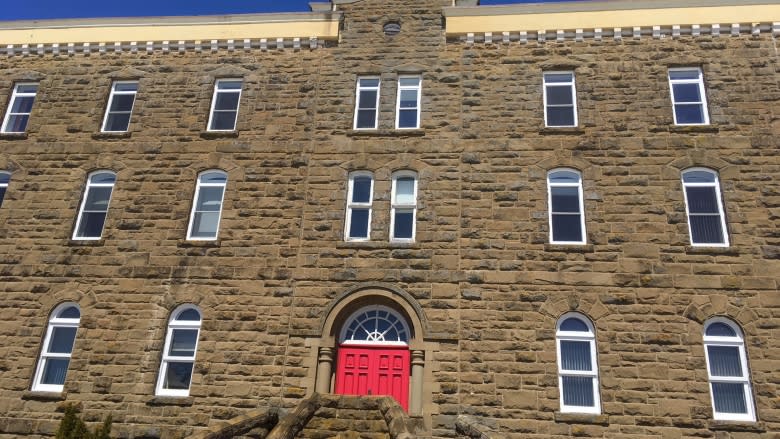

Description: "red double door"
335 345 410 411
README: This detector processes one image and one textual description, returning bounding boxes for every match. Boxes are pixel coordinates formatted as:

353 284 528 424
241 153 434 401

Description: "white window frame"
1 82 38 133
32 303 81 393
339 305 411 347
547 168 587 245
703 318 755 422
543 72 578 127
207 78 243 132
668 67 709 126
681 168 729 247
156 305 202 397
390 171 418 243
0 171 10 207
344 171 374 242
353 76 380 130
72 170 116 241
101 80 138 133
186 170 228 241
556 313 601 414
395 75 421 129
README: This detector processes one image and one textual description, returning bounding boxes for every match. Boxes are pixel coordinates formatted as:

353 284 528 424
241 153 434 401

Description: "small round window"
383 21 401 37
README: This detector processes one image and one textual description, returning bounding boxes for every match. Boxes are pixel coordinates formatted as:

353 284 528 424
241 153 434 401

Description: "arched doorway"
334 305 411 410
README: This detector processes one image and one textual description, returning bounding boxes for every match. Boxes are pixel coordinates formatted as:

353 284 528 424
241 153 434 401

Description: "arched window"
0 171 10 207
681 168 728 246
73 171 116 240
345 171 374 241
703 318 755 421
187 170 227 240
156 305 202 396
340 305 410 346
547 169 586 244
556 313 600 413
32 303 81 392
390 171 418 242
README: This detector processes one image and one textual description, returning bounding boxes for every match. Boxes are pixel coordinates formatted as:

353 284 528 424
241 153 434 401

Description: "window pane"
546 85 573 105
552 214 583 242
707 346 743 377
690 215 724 244
209 111 238 130
0 173 10 184
48 327 77 354
545 73 573 83
674 104 705 124
672 83 701 103
214 92 240 111
41 359 70 385
398 110 418 128
349 209 370 239
712 383 748 414
356 109 376 129
58 306 80 319
114 82 138 92
669 70 700 80
393 211 414 239
399 77 420 87
395 178 415 204
358 90 377 109
399 89 418 108
549 171 579 184
546 107 575 126
683 171 716 184
561 340 592 371
16 84 38 94
177 309 201 321
169 329 198 357
562 376 595 407
104 113 131 132
191 212 220 238
560 318 589 332
706 322 737 337
0 187 6 207
551 187 580 212
5 114 29 132
200 172 227 184
359 78 379 87
109 94 135 112
11 96 35 113
217 80 242 90
352 176 372 203
84 187 112 211
196 187 224 211
163 361 194 390
76 212 108 238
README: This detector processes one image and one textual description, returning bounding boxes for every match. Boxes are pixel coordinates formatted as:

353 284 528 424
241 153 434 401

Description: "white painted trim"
395 75 422 130
72 170 116 241
155 305 202 397
206 78 243 132
389 170 418 243
1 82 38 133
31 303 81 393
703 318 755 422
681 168 729 247
344 171 374 241
668 67 710 126
101 80 138 133
353 76 380 130
547 168 587 245
542 71 578 128
186 170 228 241
556 312 601 414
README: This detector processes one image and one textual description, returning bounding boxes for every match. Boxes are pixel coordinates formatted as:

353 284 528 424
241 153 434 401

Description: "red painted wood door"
335 345 410 411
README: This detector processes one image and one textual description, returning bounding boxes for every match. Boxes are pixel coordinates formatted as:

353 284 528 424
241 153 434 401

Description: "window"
543 72 577 127
703 318 755 421
354 77 380 129
668 67 709 125
390 171 417 242
102 81 138 132
0 172 10 207
345 172 374 241
32 304 81 392
396 76 421 129
207 79 242 131
681 168 728 246
73 171 116 240
547 169 586 244
340 305 410 346
556 313 600 414
156 305 202 397
187 170 227 240
2 83 38 133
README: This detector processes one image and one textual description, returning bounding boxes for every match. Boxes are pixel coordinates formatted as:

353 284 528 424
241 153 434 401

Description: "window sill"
554 412 609 426
337 241 418 250
669 125 719 134
178 239 221 248
91 132 131 140
21 390 66 401
0 132 28 140
685 246 738 256
146 396 194 406
539 127 585 135
545 243 594 253
200 131 239 139
346 129 425 137
708 420 765 432
67 239 105 247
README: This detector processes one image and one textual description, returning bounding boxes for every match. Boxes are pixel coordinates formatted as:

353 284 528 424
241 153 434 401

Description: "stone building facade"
0 0 778 437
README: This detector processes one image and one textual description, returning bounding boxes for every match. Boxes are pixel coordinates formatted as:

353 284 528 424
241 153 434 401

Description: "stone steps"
294 395 391 439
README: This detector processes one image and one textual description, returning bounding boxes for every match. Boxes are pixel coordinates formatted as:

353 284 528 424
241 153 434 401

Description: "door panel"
335 346 410 411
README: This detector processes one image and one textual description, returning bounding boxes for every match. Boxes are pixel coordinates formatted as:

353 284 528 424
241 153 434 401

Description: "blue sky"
1 0 574 21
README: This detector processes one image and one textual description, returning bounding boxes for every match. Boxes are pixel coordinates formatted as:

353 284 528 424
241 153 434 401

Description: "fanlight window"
340 305 410 346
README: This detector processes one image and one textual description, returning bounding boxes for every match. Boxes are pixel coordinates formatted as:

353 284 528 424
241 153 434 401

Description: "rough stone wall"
0 0 778 437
